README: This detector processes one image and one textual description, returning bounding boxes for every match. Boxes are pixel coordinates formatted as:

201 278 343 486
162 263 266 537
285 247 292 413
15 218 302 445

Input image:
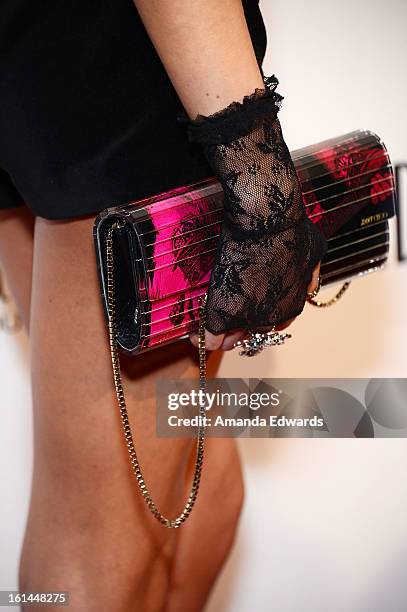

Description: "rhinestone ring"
233 327 292 357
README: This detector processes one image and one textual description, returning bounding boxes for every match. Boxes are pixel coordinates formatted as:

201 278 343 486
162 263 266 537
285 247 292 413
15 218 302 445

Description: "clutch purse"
92 129 396 528
94 129 396 354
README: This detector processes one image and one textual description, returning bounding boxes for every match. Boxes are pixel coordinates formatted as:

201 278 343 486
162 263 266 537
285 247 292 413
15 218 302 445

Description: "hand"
180 75 327 350
189 260 321 351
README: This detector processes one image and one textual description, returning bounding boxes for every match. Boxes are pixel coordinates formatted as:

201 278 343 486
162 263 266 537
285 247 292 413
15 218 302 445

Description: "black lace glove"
177 75 327 335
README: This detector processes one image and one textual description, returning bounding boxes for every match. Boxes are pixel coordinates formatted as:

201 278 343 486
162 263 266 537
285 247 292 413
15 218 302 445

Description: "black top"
0 0 267 219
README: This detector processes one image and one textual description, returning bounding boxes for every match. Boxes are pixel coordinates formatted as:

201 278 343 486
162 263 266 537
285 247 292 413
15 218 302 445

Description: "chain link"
307 281 351 308
106 221 207 529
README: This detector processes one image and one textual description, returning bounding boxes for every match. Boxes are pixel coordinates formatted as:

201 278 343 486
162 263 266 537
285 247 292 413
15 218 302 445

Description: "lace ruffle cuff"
176 74 283 145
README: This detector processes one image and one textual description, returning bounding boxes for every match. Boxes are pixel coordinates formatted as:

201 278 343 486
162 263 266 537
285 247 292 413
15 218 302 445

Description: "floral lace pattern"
178 75 328 334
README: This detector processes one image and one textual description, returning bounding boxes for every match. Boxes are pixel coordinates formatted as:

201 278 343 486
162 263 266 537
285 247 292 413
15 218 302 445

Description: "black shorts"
0 0 267 220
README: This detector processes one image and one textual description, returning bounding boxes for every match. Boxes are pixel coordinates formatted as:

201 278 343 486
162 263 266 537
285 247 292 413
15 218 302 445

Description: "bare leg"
0 207 35 330
0 212 242 611
18 214 193 610
166 438 244 612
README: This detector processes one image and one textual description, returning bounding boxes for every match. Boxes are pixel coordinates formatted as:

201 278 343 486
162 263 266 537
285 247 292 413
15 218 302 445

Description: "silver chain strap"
307 281 351 307
106 221 207 528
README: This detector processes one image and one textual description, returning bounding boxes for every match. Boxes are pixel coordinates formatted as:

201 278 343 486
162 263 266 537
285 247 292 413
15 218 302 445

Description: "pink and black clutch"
93 129 396 354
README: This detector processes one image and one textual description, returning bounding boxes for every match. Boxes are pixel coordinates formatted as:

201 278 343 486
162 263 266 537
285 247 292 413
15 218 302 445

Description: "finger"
307 261 321 294
189 332 199 348
274 317 296 331
189 330 225 351
220 330 245 351
205 330 225 350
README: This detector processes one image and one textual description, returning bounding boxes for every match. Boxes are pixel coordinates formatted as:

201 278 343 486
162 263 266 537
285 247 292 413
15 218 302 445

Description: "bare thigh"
0 209 244 612
20 214 213 610
0 207 35 328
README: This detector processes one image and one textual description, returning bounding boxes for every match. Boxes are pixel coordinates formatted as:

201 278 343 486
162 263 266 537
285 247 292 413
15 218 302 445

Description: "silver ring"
233 327 292 357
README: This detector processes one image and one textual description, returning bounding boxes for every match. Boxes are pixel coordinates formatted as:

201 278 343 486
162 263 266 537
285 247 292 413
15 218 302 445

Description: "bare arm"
132 0 265 119
132 0 321 350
